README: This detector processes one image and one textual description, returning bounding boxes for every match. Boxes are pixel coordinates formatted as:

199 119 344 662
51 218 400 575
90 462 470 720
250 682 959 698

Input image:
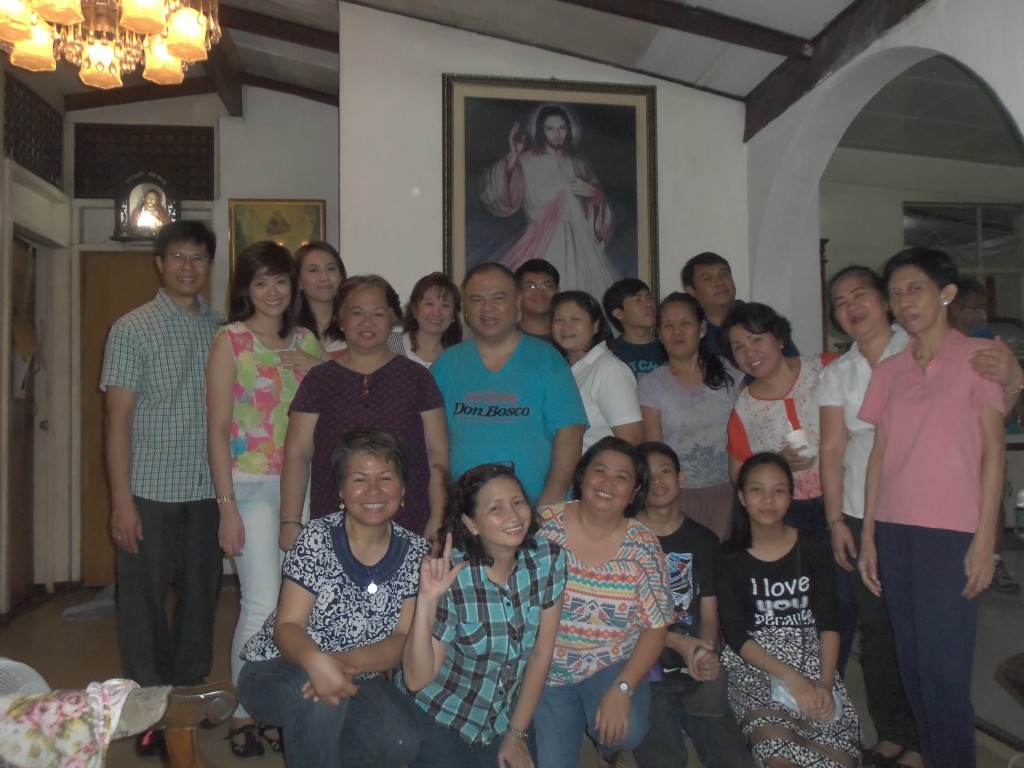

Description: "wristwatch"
615 680 634 698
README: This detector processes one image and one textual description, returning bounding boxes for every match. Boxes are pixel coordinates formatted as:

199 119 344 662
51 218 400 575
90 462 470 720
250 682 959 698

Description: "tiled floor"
1 571 1020 767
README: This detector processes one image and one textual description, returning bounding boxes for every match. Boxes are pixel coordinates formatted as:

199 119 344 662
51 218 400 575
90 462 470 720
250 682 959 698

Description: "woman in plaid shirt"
402 463 566 767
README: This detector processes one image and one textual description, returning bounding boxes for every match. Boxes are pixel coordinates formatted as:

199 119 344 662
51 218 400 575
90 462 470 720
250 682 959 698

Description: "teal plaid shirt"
404 537 565 748
99 289 221 502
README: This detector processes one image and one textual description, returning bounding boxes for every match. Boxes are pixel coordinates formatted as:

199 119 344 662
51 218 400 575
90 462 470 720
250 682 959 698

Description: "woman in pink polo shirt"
859 247 1005 768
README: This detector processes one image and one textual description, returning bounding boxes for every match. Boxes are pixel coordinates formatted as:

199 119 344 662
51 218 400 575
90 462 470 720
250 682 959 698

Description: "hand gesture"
111 499 143 554
807 682 836 722
780 443 814 471
218 504 245 557
279 349 322 376
498 732 534 768
302 651 360 707
418 533 467 603
858 535 882 597
830 519 857 572
783 671 821 719
963 533 995 598
508 122 525 156
568 178 597 198
595 684 631 748
689 645 721 682
970 336 1022 389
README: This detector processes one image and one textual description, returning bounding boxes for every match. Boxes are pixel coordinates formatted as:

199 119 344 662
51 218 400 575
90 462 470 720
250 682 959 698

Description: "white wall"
338 4 749 303
747 0 1024 353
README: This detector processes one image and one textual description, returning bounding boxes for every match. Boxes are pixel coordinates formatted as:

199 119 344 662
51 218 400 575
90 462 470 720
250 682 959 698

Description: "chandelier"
0 1 220 89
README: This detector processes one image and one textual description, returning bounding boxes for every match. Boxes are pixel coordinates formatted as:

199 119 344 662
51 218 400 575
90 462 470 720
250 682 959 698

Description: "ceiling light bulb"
9 17 55 70
120 0 166 36
33 0 84 26
165 5 206 61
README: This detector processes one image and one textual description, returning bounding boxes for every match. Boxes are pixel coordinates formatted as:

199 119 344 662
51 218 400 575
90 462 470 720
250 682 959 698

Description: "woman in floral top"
206 240 324 755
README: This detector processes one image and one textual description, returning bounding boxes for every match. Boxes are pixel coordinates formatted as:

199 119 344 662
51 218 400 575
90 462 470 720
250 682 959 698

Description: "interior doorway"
79 251 162 586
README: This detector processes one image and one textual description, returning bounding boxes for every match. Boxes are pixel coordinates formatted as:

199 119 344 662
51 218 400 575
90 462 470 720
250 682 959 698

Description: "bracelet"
280 520 303 528
1005 383 1024 395
826 518 844 528
506 726 529 740
215 493 235 504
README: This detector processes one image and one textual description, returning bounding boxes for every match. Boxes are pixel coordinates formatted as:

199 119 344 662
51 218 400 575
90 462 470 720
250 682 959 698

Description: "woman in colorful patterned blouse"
402 462 565 767
206 240 325 756
534 436 672 768
237 429 429 768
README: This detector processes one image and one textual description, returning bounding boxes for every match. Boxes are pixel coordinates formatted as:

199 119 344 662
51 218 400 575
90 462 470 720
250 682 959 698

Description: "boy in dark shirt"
631 442 751 768
603 278 667 377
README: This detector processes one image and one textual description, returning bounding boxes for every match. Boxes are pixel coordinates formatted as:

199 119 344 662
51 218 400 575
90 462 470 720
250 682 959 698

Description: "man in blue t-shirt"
433 263 587 505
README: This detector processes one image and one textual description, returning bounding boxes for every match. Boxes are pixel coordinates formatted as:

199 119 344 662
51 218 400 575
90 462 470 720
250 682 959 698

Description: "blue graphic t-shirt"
608 336 667 378
432 334 588 501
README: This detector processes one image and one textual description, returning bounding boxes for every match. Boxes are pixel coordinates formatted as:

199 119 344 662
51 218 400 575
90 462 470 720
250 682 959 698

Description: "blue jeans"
631 682 753 768
237 658 421 768
534 660 651 768
406 690 538 767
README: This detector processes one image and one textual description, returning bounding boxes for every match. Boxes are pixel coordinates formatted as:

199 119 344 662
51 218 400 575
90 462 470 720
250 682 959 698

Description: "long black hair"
294 241 346 343
441 463 539 567
725 452 794 551
657 292 734 391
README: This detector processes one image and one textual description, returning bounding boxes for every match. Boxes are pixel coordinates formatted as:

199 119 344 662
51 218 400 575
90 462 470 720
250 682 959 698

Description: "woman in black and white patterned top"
238 429 429 767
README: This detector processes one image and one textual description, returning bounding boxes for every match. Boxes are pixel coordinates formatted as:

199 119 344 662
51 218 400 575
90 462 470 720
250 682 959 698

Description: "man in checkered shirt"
100 221 223 752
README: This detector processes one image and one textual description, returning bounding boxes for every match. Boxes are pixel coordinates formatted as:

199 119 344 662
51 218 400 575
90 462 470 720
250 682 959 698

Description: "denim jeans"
631 682 753 768
229 472 289 718
237 658 421 768
406 689 538 767
534 659 651 768
117 496 222 687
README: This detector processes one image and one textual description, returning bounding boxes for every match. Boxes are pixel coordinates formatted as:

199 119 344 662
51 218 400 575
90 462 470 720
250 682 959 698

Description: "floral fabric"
0 679 138 767
224 323 321 475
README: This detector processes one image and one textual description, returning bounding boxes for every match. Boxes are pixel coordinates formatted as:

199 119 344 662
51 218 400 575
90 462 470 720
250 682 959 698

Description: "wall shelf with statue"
112 172 180 241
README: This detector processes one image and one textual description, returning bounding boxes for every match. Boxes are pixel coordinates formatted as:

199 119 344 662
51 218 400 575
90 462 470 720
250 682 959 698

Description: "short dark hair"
602 278 650 334
826 265 890 333
515 259 560 287
727 452 794 550
330 429 409 490
462 261 518 293
636 441 681 473
550 291 611 359
402 272 463 352
718 302 793 368
294 241 346 343
156 220 216 261
571 436 649 518
882 247 958 291
336 275 401 326
681 252 730 290
952 277 986 307
442 463 539 567
228 241 301 338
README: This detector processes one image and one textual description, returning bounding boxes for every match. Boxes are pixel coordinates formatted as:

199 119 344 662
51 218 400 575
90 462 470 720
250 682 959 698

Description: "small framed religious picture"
113 172 181 241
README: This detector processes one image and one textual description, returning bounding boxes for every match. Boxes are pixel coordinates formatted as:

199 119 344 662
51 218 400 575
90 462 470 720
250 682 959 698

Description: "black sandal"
226 723 265 758
259 723 284 753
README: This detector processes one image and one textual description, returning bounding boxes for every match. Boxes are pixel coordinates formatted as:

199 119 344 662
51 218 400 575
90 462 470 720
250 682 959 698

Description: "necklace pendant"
366 581 378 594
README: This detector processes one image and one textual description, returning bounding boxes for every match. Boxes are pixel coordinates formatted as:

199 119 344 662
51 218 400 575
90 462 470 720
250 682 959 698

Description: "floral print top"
224 322 321 475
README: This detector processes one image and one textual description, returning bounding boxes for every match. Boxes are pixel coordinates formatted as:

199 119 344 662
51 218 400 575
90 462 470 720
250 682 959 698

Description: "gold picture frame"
443 74 658 297
228 198 326 272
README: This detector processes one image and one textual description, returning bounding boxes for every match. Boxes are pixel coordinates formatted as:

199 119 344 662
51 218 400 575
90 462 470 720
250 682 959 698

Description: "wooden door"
80 252 162 586
8 238 36 608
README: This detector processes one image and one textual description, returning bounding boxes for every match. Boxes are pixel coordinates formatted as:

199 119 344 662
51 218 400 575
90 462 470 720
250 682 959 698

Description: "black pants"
844 515 918 751
116 496 222 687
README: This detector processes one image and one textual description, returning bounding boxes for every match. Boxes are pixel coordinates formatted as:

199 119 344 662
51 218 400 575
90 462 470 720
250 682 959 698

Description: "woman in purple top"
280 275 449 549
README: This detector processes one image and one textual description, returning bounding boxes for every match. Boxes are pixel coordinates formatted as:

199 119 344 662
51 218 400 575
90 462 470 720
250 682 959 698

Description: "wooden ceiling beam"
554 0 812 60
744 0 932 140
64 77 217 112
204 31 244 117
219 4 339 53
238 73 338 107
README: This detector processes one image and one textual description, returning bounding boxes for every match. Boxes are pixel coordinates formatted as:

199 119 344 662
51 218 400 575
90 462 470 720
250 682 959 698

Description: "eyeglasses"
523 281 556 291
166 252 211 266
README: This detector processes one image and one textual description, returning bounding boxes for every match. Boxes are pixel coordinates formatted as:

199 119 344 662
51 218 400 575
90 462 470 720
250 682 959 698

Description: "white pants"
229 471 309 718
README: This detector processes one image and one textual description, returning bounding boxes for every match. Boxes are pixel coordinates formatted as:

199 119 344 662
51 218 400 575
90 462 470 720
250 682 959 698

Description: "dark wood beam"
219 4 338 53
555 0 811 60
204 30 244 116
744 0 932 140
238 73 338 107
64 77 216 111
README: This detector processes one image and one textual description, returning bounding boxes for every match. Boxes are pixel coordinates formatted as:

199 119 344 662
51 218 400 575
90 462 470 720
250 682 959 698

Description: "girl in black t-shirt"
716 453 861 768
